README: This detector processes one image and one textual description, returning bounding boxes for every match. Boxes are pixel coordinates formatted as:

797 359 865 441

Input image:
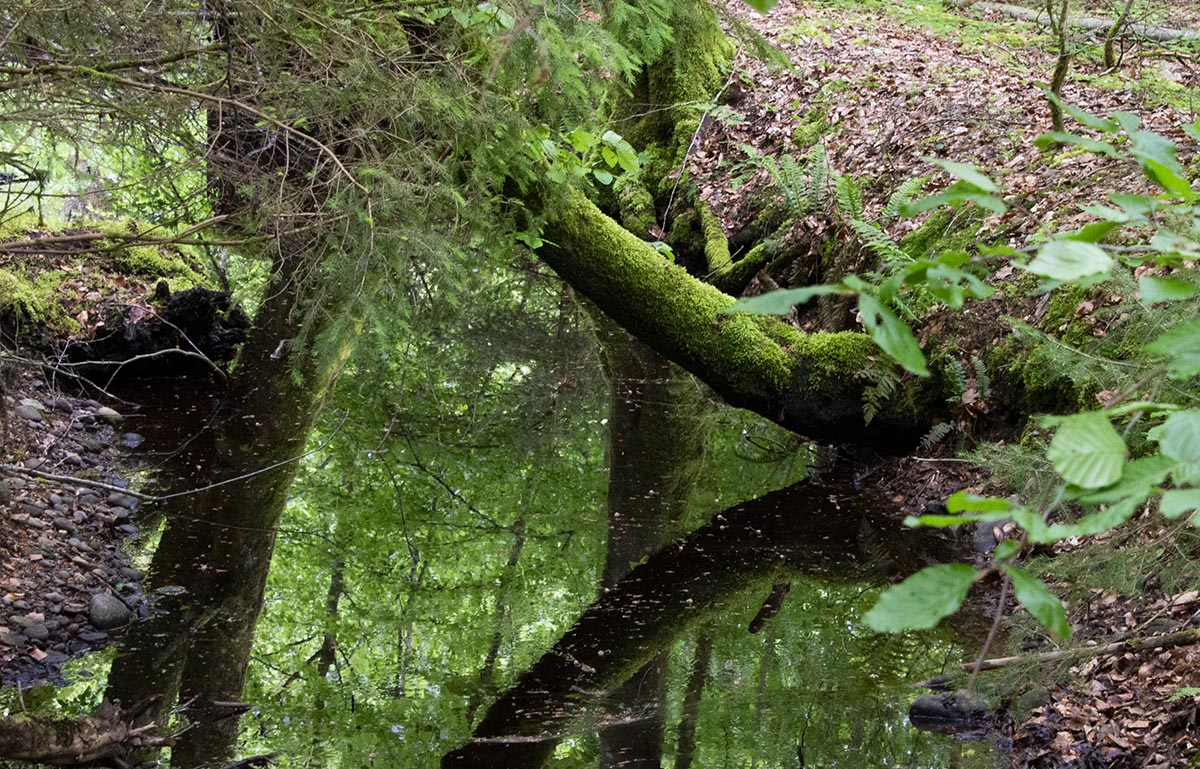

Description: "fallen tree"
946 0 1200 42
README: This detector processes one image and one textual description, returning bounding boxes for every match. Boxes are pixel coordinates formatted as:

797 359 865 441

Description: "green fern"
858 360 901 425
849 219 908 264
972 354 992 398
804 144 829 212
835 173 863 221
919 421 956 452
946 357 969 400
881 176 928 224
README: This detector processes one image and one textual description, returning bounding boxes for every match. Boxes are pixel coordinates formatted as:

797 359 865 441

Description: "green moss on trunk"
539 187 929 445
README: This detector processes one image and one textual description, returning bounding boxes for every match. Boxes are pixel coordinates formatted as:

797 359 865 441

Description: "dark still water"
1 336 998 769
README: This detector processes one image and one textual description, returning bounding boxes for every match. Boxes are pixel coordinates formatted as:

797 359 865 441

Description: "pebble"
0 632 27 649
19 398 47 412
20 502 45 517
88 594 132 630
67 537 93 553
78 492 104 506
50 398 75 413
107 493 138 510
95 407 124 426
0 479 10 505
77 631 108 643
41 650 68 666
117 524 139 537
13 404 43 422
118 433 143 449
23 458 46 470
22 623 50 641
43 592 64 603
53 517 78 533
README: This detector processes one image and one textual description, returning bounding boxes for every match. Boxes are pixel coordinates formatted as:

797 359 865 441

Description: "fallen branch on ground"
946 0 1200 42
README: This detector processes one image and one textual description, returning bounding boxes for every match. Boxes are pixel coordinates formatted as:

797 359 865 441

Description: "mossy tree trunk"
538 188 937 446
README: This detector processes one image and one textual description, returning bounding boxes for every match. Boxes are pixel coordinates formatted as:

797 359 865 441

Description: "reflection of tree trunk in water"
467 515 527 724
673 630 713 769
315 545 346 697
105 239 359 766
443 469 971 769
597 329 708 769
749 627 776 769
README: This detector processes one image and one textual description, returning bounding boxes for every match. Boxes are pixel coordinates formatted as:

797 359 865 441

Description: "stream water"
3 341 1000 768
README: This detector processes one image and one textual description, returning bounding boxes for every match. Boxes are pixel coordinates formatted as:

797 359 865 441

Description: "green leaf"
1005 566 1071 640
1041 89 1118 132
1130 130 1193 198
906 512 1010 528
1169 687 1200 701
863 564 977 632
1047 412 1127 489
994 539 1020 560
946 492 1013 514
1146 321 1200 379
1034 132 1119 158
721 284 847 315
902 189 1007 215
1064 221 1123 243
566 130 596 153
924 157 999 192
1024 240 1113 281
1139 275 1196 304
1161 488 1200 519
1112 111 1141 134
858 293 929 376
591 169 614 185
1149 230 1200 259
1149 411 1200 463
1075 454 1176 504
741 0 780 11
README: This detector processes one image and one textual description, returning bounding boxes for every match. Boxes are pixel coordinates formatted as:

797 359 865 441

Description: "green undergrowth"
1076 67 1200 112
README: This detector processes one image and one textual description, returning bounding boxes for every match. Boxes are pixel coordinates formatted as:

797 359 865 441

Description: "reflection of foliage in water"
663 582 992 768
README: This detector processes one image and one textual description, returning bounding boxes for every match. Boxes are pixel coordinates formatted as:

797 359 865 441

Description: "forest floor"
698 0 1200 766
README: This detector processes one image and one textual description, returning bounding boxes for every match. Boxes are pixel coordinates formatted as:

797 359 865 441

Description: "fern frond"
849 219 908 264
972 354 992 398
920 421 956 452
858 361 901 425
947 357 969 398
882 176 928 224
778 154 806 215
804 144 829 212
835 173 863 221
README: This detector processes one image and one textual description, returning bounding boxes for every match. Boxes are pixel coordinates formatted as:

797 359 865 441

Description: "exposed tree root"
0 697 172 767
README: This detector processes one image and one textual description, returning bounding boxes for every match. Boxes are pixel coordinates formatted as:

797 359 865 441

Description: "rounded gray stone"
0 632 27 649
88 594 132 630
95 407 124 426
13 404 43 422
107 493 138 510
118 433 144 449
22 623 50 641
